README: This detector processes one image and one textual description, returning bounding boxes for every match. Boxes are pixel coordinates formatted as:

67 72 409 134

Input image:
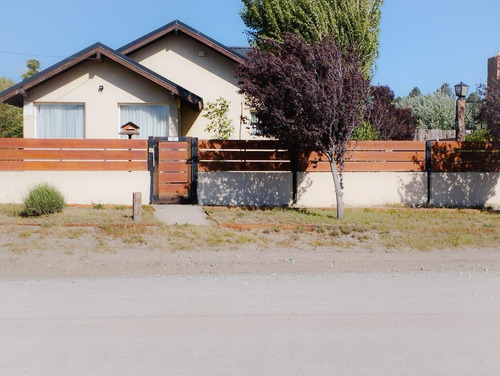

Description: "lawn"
0 204 498 252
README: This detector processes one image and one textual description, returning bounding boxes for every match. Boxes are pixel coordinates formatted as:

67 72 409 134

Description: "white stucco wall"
129 33 253 139
430 172 500 208
0 171 150 205
296 172 428 207
197 171 500 208
198 172 293 206
23 58 179 139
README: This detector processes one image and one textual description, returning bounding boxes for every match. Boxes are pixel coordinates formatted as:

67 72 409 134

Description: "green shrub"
21 183 66 217
351 121 380 140
465 129 493 141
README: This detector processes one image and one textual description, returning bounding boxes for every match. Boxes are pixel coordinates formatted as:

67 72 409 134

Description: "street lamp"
454 82 469 141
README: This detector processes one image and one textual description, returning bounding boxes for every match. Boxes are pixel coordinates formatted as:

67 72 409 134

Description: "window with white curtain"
119 104 169 139
36 104 85 138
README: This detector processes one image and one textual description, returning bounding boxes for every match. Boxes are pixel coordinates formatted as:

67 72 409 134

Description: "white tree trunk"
329 158 344 220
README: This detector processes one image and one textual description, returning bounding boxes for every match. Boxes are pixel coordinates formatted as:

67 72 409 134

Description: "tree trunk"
329 158 344 220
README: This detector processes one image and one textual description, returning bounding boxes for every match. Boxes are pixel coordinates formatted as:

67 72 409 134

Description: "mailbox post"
119 122 140 139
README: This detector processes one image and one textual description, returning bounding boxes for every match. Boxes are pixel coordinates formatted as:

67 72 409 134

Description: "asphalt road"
1 272 499 375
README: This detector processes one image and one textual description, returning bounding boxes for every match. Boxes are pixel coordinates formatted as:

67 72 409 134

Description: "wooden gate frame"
148 137 198 204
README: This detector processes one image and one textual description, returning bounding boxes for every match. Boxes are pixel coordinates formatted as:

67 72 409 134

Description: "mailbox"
119 122 140 139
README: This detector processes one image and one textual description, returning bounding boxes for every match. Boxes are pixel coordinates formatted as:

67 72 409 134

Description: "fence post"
147 137 154 205
133 192 142 222
191 137 199 205
291 151 298 205
425 140 432 206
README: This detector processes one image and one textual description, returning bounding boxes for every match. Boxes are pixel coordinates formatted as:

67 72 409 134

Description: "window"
119 104 169 139
36 104 84 138
248 110 262 136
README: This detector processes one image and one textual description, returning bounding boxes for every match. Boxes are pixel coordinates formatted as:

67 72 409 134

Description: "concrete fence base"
1 170 498 208
0 171 151 205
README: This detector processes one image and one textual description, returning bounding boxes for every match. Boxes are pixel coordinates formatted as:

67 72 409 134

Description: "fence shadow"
198 172 293 207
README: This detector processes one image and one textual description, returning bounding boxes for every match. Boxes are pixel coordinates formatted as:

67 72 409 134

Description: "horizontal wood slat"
199 150 289 161
0 149 147 160
159 150 188 160
306 161 426 172
158 162 188 172
432 161 500 172
0 161 147 171
0 138 148 149
158 183 189 195
199 161 290 172
159 173 189 183
199 139 282 150
347 141 426 150
158 142 188 150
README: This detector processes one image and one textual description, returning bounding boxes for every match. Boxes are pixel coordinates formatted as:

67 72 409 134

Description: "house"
0 20 253 140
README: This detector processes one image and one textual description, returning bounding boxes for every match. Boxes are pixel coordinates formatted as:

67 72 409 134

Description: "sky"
1 0 499 97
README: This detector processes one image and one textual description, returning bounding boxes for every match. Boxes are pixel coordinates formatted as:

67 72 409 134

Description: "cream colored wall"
23 58 179 138
129 33 254 139
0 171 150 205
296 172 428 207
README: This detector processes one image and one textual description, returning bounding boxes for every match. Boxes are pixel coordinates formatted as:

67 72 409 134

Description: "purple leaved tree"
367 85 417 140
237 33 369 219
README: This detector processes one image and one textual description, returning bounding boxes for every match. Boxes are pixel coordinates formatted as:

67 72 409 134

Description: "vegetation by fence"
0 139 148 171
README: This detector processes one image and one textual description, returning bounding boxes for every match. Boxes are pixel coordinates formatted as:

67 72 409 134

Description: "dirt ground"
1 238 499 280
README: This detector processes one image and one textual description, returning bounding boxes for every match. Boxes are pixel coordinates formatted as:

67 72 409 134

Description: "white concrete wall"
198 171 500 208
23 58 179 139
0 171 150 205
198 172 293 206
297 172 428 207
2 170 498 208
430 172 500 208
129 33 253 139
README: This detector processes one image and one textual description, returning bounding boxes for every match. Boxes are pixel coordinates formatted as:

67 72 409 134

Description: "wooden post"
133 192 142 222
455 98 466 141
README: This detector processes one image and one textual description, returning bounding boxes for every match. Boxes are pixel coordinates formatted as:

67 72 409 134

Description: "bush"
465 129 493 141
21 183 66 217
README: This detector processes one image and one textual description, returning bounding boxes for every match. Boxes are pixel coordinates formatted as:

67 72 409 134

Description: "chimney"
487 53 500 86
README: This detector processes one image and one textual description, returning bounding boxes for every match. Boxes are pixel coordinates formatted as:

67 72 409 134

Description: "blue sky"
1 0 499 97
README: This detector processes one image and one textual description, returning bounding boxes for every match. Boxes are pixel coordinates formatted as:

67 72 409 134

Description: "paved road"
1 272 499 375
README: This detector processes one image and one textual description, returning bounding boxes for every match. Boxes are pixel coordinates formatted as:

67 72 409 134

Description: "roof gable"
118 20 246 65
0 42 203 109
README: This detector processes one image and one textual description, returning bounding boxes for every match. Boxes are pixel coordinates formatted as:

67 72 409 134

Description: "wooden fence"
431 141 500 172
199 140 427 172
0 139 149 171
0 139 498 173
414 129 456 141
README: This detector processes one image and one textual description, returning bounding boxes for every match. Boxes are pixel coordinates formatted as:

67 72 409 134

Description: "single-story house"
0 20 253 140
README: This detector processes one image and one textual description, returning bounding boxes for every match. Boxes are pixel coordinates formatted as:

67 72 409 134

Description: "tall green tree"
240 0 384 76
0 77 23 138
21 59 41 80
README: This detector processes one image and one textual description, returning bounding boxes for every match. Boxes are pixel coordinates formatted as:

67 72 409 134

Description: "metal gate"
149 137 198 204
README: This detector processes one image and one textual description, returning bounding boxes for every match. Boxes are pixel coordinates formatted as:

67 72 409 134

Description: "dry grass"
0 204 498 252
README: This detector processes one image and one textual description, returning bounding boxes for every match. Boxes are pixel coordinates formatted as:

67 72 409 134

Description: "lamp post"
454 81 469 141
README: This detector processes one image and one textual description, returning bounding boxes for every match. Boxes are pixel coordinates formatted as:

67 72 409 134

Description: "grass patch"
0 205 498 251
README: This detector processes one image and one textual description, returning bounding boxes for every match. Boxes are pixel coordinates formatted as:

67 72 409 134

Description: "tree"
21 59 41 80
395 90 455 130
476 80 500 139
237 33 369 218
408 86 421 98
364 85 417 140
437 82 454 97
203 97 234 140
240 0 384 76
0 77 23 138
